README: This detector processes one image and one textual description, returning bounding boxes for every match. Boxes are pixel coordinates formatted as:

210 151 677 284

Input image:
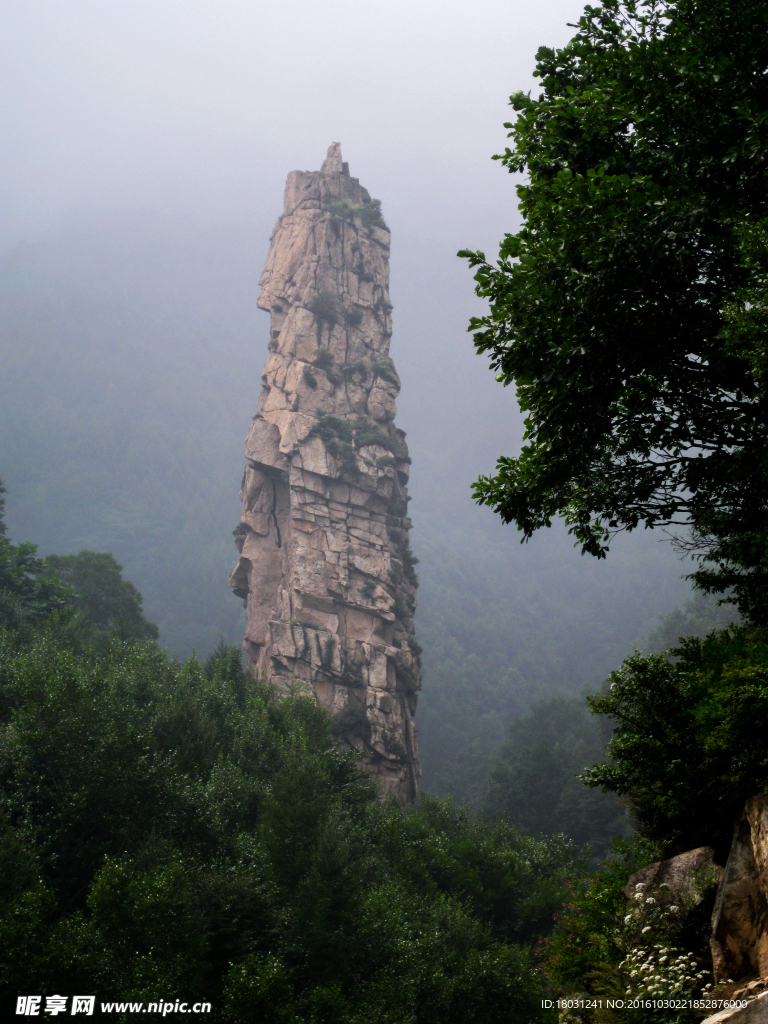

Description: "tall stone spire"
229 144 421 799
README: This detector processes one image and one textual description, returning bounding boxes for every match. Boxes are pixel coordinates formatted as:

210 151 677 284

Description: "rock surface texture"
625 846 722 905
711 795 768 987
229 144 421 800
702 990 768 1024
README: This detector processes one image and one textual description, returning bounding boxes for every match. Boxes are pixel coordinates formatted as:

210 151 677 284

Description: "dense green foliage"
0 490 575 1021
0 622 576 1021
582 627 768 857
0 479 69 631
461 0 768 621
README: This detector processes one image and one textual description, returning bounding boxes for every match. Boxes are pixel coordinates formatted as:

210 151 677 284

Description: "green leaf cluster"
324 199 389 233
461 0 768 621
582 626 768 855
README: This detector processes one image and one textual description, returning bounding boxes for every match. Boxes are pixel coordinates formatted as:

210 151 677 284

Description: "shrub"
371 355 401 392
581 627 768 855
324 199 388 233
307 291 341 327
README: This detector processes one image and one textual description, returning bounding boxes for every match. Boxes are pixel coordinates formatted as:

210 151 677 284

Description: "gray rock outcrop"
702 990 768 1024
625 846 721 905
229 144 420 800
711 795 768 986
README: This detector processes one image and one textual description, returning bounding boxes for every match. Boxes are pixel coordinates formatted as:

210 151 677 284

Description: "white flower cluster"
619 882 712 998
620 945 712 998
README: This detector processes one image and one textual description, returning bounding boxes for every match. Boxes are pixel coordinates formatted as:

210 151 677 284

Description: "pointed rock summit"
230 144 421 799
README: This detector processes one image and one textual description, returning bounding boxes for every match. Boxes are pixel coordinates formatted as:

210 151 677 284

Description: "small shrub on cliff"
390 527 419 588
312 349 341 387
307 291 341 327
371 355 401 392
309 414 395 477
341 357 368 380
324 198 388 233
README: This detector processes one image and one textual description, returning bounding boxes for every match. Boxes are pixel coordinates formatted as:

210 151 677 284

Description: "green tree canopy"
460 0 768 621
582 627 768 856
0 627 574 1021
0 478 69 630
0 477 157 643
43 550 158 644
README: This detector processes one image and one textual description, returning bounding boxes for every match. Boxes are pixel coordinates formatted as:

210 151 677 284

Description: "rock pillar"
229 144 420 800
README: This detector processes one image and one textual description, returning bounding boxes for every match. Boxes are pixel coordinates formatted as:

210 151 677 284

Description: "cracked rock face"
229 143 421 800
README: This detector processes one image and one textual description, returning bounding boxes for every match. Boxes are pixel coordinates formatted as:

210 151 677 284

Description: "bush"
307 291 341 326
324 199 388 233
582 627 768 855
541 837 715 1024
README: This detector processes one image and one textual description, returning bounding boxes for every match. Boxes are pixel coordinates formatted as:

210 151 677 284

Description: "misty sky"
1 0 586 249
1 0 607 520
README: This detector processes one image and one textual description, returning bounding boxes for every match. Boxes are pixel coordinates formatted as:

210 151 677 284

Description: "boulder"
625 846 721 905
702 990 768 1023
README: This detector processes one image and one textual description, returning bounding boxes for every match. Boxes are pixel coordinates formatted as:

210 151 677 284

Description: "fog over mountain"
0 0 693 791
